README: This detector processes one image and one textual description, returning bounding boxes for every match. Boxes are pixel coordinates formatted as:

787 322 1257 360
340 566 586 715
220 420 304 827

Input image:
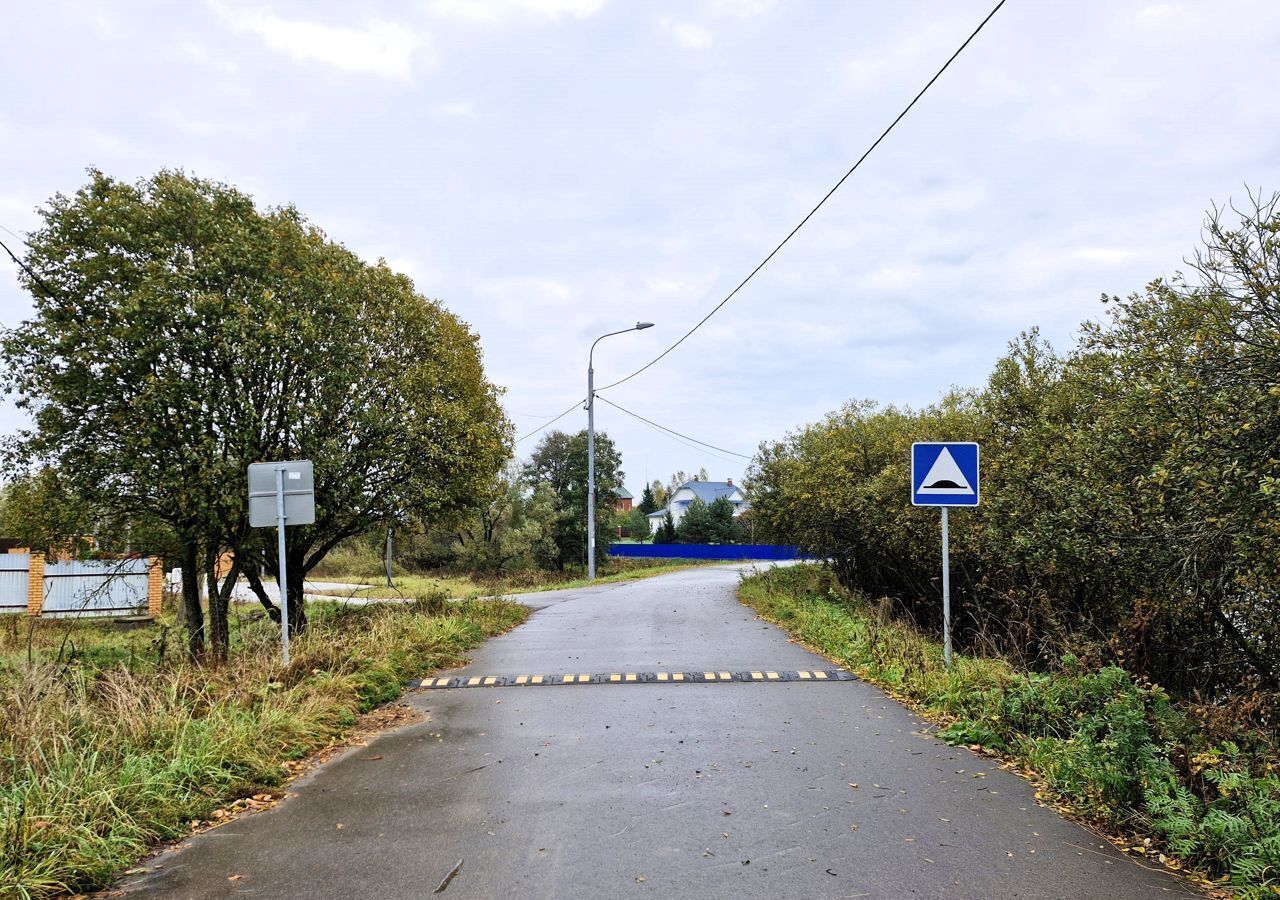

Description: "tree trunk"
244 566 281 622
181 541 205 661
287 577 307 634
206 548 229 663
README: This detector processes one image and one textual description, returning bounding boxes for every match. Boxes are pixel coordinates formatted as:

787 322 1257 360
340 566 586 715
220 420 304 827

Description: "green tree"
524 429 623 569
452 470 565 574
654 510 677 544
638 483 658 515
0 469 99 557
675 497 710 543
1 170 508 659
626 506 651 539
650 479 669 509
745 191 1280 697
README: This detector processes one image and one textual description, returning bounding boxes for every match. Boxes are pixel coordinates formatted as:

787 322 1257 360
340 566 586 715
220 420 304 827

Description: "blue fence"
609 543 811 561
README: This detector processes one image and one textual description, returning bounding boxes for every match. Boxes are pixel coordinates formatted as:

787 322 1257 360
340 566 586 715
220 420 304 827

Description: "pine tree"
639 483 658 515
656 510 677 543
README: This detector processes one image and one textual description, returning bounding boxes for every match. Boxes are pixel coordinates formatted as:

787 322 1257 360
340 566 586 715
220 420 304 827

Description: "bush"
746 194 1280 701
739 565 1280 892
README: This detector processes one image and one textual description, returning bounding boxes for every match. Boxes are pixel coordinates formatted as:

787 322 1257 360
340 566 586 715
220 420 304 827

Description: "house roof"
615 487 633 500
678 480 745 504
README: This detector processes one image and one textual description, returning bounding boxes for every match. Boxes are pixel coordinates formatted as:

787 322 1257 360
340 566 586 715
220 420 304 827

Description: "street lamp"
587 321 655 580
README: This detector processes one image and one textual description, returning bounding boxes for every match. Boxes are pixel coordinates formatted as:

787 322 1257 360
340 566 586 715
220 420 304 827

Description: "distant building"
646 478 748 534
615 487 634 513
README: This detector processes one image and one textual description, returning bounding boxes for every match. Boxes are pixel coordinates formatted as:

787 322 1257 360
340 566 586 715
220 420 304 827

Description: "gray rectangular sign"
248 460 316 527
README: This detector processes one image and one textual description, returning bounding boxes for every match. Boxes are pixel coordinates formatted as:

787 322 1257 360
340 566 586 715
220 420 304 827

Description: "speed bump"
408 669 854 690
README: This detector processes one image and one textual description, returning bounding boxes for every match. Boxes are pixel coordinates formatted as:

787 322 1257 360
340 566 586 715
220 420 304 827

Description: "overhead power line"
513 398 583 444
0 234 61 305
596 395 753 460
596 0 1008 393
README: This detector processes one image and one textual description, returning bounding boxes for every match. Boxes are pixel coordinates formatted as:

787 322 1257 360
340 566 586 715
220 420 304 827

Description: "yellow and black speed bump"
407 669 854 690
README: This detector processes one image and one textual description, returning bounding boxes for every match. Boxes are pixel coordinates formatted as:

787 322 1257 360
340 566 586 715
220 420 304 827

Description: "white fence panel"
42 558 149 617
0 554 29 614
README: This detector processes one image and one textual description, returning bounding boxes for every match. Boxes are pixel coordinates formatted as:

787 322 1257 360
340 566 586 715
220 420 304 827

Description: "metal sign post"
275 466 290 664
911 442 980 669
249 461 316 665
940 506 951 668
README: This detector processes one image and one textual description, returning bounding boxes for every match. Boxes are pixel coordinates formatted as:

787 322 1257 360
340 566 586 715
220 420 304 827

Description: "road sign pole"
276 466 290 666
941 505 951 670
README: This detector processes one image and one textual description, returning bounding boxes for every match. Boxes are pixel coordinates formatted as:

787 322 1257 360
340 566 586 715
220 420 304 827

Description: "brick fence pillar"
147 557 164 617
27 552 45 617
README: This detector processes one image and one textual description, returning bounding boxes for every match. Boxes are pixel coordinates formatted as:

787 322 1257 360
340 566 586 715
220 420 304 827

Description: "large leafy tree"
2 169 509 659
746 191 1280 697
447 463 563 573
524 429 622 569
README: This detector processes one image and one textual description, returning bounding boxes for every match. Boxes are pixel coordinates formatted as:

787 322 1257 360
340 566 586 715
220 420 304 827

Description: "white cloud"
662 19 713 50
647 278 691 295
1072 247 1137 264
208 2 429 80
1135 3 1179 27
706 0 774 19
477 276 575 305
424 0 604 24
175 40 239 72
432 100 477 119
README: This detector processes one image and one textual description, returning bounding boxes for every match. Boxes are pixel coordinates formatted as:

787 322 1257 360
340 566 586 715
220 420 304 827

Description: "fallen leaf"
228 875 243 881
365 756 383 761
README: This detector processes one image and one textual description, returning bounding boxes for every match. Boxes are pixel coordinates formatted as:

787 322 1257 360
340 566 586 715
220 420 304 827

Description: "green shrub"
740 564 1280 893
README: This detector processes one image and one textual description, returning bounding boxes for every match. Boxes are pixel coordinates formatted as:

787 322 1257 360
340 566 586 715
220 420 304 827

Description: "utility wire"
596 395 753 460
0 235 60 304
513 398 583 444
596 0 1007 393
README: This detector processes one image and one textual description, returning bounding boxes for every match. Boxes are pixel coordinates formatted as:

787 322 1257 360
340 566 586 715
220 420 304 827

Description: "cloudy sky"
3 0 1279 495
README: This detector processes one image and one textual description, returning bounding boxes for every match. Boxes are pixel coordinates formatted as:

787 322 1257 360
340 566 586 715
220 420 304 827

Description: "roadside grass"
0 597 528 899
739 564 1280 897
309 558 714 600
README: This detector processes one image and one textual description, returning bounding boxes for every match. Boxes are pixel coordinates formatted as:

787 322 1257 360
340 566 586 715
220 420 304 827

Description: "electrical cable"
596 395 753 460
0 235 60 304
513 398 584 444
596 0 1008 393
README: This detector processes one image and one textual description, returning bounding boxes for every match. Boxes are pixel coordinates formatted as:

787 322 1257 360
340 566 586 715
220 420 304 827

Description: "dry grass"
0 597 528 899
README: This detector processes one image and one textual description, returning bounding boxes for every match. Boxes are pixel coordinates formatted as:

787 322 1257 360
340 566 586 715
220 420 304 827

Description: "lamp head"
636 321 655 330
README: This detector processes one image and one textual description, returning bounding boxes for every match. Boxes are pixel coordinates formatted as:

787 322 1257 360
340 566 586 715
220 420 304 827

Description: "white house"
647 478 749 535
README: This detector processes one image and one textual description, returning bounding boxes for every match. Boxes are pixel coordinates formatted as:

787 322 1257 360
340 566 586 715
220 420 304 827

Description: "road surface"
120 565 1194 899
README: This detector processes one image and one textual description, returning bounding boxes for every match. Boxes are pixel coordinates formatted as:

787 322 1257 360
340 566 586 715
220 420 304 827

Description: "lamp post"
587 321 655 580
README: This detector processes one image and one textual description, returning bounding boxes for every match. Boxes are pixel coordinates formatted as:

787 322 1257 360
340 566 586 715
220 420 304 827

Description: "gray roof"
679 481 745 504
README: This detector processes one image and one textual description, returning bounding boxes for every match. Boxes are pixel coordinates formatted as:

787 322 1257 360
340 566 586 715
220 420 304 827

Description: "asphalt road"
120 565 1195 899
